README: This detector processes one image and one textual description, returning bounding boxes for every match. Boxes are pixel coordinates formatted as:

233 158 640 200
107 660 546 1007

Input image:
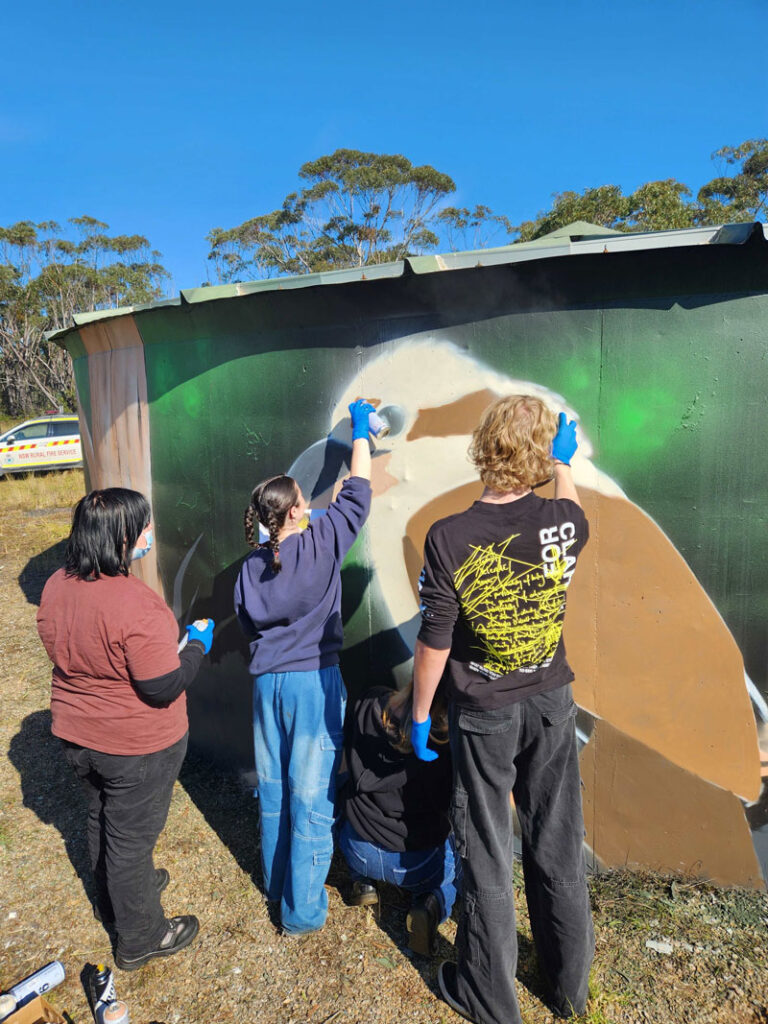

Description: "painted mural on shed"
52 220 768 889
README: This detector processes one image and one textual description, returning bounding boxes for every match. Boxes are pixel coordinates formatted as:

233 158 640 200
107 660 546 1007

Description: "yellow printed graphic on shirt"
453 531 576 678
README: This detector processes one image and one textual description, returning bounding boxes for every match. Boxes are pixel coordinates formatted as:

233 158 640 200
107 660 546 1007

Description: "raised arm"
551 412 582 509
348 399 374 481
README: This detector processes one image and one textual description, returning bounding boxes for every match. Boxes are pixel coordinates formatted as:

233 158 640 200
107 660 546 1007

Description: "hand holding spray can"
367 409 390 438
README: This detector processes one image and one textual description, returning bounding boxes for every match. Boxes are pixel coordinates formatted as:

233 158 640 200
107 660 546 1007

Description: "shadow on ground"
7 709 95 905
178 749 263 889
18 536 67 605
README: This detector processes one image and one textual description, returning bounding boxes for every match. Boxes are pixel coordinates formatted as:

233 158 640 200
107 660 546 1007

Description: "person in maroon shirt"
37 488 214 971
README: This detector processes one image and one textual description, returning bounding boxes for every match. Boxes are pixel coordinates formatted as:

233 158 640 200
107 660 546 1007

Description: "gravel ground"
1 487 767 1024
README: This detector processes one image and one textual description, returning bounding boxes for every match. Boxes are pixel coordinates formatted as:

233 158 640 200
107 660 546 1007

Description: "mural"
54 223 768 888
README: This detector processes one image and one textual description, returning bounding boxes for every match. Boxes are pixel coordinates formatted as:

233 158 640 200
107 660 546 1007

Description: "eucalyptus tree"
0 217 168 414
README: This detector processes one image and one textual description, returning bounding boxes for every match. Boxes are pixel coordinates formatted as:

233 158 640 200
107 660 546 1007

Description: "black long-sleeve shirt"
343 687 452 853
417 492 589 709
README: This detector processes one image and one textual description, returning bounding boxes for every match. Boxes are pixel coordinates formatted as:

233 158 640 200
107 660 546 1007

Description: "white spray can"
7 960 66 1008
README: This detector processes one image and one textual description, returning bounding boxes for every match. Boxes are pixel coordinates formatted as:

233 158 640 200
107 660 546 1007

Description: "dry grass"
1 474 767 1024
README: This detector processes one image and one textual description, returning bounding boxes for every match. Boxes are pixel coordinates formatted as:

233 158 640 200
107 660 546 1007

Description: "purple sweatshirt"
234 476 371 675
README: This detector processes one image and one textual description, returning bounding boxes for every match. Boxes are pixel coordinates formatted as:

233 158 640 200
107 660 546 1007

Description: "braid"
244 504 258 548
266 511 282 573
246 473 298 574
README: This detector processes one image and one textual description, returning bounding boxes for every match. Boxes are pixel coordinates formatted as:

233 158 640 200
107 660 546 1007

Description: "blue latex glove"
551 412 578 465
411 715 439 762
349 399 376 441
186 618 214 654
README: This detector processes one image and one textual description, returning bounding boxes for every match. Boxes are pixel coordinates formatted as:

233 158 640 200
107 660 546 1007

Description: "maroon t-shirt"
37 568 186 755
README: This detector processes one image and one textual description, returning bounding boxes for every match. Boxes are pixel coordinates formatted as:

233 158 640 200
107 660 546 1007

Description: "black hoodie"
342 687 452 853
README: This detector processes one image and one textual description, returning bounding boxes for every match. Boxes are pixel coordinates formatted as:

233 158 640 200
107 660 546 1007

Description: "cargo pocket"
457 710 517 735
531 685 577 726
451 788 469 858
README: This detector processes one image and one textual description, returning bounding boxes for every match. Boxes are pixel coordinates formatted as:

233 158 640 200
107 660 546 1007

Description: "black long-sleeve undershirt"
132 640 206 704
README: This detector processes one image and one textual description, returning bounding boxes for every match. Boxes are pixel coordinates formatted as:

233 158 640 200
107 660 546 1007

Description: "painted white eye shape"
376 404 406 437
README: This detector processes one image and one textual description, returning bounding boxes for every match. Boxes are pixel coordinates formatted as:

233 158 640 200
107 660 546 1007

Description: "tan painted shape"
580 719 764 889
78 316 145 353
551 483 760 802
403 481 760 801
81 318 163 598
404 481 483 604
406 389 499 441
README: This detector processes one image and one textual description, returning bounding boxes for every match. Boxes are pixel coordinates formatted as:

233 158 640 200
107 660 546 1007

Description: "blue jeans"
338 819 461 921
252 666 346 934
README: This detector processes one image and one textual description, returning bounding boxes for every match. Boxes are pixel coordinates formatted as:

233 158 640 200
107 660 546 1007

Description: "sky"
3 0 767 294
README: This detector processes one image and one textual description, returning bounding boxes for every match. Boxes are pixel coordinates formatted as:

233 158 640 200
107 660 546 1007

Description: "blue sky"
3 0 766 293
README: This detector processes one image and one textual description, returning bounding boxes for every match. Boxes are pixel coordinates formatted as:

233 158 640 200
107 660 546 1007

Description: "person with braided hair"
234 399 375 936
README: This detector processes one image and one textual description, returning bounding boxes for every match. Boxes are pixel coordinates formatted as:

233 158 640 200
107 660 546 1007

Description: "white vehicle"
0 414 83 477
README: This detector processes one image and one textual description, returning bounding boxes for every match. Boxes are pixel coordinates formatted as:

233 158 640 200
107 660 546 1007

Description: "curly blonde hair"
469 395 557 492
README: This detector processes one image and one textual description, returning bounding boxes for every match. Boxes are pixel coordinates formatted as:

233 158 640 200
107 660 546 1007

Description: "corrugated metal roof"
47 220 767 343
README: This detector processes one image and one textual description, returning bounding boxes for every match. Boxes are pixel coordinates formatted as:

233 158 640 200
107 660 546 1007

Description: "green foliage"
513 138 768 242
437 205 514 251
207 149 510 281
0 217 168 415
698 138 768 224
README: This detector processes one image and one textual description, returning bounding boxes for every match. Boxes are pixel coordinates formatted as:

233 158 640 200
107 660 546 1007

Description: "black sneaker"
437 961 479 1023
406 892 440 956
115 915 199 971
94 868 170 924
350 879 379 907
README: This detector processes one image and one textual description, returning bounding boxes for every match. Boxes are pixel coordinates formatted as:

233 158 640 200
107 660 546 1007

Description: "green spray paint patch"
602 388 681 458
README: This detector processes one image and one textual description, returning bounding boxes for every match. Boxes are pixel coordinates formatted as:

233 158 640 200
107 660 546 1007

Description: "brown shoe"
406 893 440 956
351 879 379 907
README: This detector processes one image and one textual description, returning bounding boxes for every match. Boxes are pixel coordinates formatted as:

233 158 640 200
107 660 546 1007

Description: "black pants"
450 685 594 1024
62 733 188 957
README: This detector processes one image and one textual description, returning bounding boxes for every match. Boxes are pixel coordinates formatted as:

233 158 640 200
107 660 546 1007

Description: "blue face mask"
131 528 153 561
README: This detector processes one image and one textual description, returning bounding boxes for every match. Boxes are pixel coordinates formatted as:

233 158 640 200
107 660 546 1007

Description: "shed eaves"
48 220 767 344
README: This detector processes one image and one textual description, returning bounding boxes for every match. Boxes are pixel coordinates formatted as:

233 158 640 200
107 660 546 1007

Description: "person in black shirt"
340 682 460 956
411 395 594 1024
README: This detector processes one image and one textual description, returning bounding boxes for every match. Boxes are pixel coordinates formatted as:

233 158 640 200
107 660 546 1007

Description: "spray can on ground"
100 1000 129 1024
7 960 65 1008
91 964 116 1021
0 994 17 1021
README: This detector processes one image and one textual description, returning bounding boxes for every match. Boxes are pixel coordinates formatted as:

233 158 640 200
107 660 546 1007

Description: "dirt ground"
1 480 767 1024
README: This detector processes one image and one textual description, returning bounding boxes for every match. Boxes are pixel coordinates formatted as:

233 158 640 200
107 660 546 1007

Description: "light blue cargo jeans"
252 666 346 935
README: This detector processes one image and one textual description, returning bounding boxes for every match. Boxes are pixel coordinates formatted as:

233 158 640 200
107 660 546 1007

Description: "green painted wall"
62 232 768 883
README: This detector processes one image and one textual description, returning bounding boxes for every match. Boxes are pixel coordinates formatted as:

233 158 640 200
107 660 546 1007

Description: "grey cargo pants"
449 683 594 1024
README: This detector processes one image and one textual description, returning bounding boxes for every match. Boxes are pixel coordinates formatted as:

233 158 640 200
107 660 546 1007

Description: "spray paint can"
91 963 116 1020
7 960 65 1007
0 994 17 1020
100 1001 130 1024
368 410 390 438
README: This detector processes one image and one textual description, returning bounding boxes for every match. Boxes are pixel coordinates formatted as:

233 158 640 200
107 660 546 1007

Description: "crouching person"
412 396 594 1023
339 683 460 956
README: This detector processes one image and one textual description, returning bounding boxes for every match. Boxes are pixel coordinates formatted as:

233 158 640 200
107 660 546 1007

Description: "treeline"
0 217 167 415
2 140 766 416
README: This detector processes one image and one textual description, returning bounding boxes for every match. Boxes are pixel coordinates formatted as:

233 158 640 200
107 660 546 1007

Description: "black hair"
65 488 151 580
244 474 299 574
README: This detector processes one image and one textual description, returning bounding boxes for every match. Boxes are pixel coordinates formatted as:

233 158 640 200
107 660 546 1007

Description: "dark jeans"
449 685 594 1024
62 732 188 957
